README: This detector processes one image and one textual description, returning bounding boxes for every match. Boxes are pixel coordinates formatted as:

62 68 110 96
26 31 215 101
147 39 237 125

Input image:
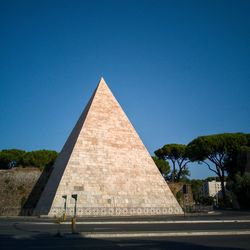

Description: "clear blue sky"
0 0 249 179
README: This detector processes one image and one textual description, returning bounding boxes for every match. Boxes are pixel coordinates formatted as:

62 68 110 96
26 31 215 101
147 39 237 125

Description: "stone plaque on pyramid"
34 78 183 216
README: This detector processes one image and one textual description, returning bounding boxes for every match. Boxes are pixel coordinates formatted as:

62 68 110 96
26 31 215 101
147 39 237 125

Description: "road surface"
0 210 250 249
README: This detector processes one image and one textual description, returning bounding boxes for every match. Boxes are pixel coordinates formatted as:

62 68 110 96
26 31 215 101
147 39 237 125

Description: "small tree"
225 141 250 208
227 173 250 208
190 179 204 204
225 146 250 176
0 149 26 169
152 156 170 179
187 133 248 204
22 150 58 170
155 144 190 182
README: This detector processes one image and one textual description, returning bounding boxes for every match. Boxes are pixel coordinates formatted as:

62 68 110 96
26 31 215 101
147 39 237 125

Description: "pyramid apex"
96 77 110 91
99 77 107 85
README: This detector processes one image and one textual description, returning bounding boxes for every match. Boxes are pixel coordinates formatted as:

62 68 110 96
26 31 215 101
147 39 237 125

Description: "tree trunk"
171 161 176 182
220 170 227 205
176 168 182 182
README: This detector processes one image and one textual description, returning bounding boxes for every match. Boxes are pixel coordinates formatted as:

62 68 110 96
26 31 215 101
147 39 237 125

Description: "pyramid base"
36 206 183 217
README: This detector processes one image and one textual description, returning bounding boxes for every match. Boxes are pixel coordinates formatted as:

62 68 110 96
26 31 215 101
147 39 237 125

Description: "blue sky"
0 0 249 179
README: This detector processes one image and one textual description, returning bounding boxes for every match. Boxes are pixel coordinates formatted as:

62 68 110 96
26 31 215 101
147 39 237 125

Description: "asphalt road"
0 211 250 250
1 235 250 250
1 220 250 234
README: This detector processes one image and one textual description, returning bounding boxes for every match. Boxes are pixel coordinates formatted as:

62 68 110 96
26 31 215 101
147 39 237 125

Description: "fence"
183 204 214 213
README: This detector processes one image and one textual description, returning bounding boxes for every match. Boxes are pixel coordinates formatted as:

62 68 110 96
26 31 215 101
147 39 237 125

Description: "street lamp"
62 195 67 210
62 195 67 221
71 194 78 234
71 194 78 218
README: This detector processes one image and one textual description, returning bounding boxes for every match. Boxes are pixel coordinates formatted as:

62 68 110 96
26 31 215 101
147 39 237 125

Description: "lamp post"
62 195 67 221
71 194 78 218
71 194 78 234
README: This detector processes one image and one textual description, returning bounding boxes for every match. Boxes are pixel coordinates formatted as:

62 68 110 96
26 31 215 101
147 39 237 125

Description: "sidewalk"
1 209 250 223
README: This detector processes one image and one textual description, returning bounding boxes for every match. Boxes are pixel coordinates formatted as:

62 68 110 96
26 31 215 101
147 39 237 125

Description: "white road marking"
12 234 33 239
80 230 250 238
117 243 156 247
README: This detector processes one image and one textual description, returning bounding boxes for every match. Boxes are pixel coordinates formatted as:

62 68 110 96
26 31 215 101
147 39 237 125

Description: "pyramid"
34 78 183 216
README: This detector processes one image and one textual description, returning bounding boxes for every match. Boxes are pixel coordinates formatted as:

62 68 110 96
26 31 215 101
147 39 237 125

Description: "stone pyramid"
34 78 183 216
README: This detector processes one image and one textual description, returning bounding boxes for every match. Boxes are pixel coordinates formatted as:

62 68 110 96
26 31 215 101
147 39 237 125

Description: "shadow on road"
0 233 248 250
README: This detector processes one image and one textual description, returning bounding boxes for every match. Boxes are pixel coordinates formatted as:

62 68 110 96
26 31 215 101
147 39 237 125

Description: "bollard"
71 217 77 234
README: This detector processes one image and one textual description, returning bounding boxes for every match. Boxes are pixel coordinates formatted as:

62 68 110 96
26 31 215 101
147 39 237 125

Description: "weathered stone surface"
34 78 183 216
0 168 41 215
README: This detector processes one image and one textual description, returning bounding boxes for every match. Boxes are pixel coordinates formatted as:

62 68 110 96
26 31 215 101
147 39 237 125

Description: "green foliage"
237 146 250 168
205 176 226 182
179 168 190 181
155 144 187 159
187 133 248 163
197 196 214 206
0 149 58 171
22 150 58 171
227 173 250 208
155 144 190 182
176 190 183 204
246 134 250 146
187 133 249 202
152 156 170 177
226 146 250 176
190 179 204 203
0 149 26 169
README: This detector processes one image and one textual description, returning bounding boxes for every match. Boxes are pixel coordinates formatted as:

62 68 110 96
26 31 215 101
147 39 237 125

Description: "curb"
16 219 250 225
75 230 250 238
60 219 250 225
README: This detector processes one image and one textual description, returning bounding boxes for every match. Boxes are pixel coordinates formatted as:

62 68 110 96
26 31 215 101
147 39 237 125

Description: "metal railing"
183 204 213 213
